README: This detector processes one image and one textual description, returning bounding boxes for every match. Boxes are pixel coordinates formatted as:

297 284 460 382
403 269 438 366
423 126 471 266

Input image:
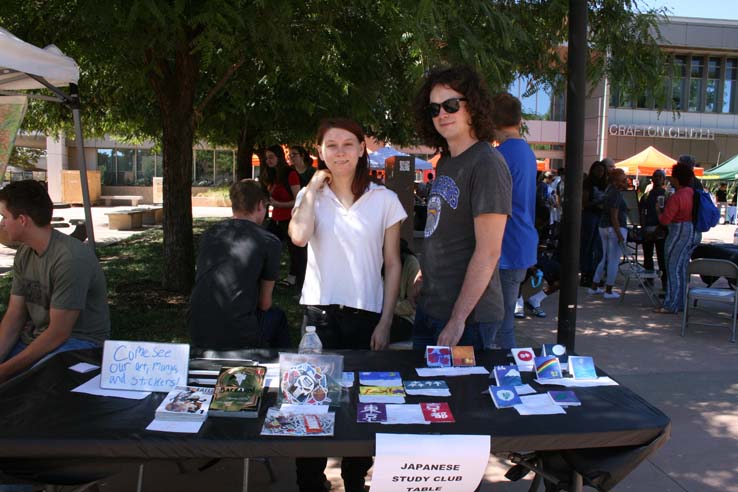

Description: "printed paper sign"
101 340 190 392
372 434 490 492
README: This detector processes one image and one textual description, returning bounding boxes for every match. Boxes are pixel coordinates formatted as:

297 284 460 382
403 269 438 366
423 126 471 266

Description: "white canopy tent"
0 28 96 250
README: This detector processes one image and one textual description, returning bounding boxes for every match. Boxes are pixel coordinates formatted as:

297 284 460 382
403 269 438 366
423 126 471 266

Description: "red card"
421 402 455 423
303 415 325 433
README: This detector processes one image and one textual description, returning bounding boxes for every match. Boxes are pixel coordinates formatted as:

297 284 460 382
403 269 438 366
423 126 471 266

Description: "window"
135 149 156 186
97 149 115 185
724 59 737 113
688 56 704 112
507 75 555 120
115 149 135 185
672 55 687 111
705 58 721 113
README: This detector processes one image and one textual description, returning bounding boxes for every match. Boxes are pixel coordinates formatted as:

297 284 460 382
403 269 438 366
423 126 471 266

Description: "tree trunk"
148 40 199 293
236 126 255 180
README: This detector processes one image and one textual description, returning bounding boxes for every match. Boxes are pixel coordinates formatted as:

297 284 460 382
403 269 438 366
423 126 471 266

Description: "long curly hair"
315 118 371 201
413 65 495 154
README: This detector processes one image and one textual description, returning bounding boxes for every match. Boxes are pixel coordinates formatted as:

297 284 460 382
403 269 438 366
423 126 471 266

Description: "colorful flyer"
489 385 522 408
451 346 476 367
425 346 452 368
420 402 455 423
568 356 598 380
534 355 563 379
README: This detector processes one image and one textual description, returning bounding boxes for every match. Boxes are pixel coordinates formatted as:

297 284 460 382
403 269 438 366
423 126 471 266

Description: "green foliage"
8 147 44 170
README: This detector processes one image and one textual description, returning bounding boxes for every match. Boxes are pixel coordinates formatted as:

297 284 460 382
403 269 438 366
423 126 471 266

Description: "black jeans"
296 305 380 492
642 228 667 286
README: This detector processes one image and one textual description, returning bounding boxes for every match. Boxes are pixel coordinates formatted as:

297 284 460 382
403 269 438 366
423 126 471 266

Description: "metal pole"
556 0 587 352
69 84 97 252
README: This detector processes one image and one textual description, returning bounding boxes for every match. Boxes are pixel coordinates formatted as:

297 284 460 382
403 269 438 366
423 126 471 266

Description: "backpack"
693 188 720 232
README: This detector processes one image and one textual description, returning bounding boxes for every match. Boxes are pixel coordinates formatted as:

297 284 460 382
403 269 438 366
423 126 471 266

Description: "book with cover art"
549 390 581 406
278 353 344 406
489 385 522 408
542 343 568 365
534 355 562 379
451 346 475 367
493 365 523 386
209 366 266 418
260 407 335 436
155 386 214 421
568 356 598 380
425 346 452 368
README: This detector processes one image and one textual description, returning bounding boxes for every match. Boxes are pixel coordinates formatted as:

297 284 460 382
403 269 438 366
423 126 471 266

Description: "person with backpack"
654 162 701 314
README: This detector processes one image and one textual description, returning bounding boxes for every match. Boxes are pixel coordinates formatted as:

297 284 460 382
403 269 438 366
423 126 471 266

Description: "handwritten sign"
100 341 190 392
371 434 490 492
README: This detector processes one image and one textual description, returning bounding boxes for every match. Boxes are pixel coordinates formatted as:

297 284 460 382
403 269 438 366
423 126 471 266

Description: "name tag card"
371 434 490 492
101 341 190 392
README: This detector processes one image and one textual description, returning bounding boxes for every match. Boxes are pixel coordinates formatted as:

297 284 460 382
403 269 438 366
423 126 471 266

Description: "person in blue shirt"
485 93 539 349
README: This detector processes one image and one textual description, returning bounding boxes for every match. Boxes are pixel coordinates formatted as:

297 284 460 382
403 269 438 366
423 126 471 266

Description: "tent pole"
556 0 587 352
69 84 97 253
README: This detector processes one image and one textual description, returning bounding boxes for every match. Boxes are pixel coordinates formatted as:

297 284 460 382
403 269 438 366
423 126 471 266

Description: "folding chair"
681 258 738 343
618 242 660 307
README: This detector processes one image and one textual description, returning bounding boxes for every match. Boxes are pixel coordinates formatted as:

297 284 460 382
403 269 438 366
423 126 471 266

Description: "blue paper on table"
359 371 403 387
568 356 598 380
493 365 523 386
542 343 568 364
534 355 563 380
489 385 522 408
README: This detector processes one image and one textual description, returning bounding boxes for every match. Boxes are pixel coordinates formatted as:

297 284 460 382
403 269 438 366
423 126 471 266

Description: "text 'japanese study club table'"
0 348 670 492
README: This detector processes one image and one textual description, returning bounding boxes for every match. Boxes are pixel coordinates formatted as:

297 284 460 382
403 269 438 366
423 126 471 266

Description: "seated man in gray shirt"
0 180 110 382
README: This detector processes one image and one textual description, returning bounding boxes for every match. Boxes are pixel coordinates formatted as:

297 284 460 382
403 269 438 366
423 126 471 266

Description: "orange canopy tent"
616 146 704 177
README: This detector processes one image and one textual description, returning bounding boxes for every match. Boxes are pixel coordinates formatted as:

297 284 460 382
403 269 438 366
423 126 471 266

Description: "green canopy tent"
704 155 738 181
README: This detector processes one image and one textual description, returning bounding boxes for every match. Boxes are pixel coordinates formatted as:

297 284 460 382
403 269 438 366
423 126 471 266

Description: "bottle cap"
306 325 316 333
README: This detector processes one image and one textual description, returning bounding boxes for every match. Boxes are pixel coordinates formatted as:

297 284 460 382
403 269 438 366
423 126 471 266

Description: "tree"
1 0 667 293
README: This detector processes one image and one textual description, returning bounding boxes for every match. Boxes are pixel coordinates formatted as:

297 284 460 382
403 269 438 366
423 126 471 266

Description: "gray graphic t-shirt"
420 141 512 323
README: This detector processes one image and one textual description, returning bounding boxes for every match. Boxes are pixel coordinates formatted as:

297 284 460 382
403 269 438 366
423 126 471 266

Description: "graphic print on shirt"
424 175 460 238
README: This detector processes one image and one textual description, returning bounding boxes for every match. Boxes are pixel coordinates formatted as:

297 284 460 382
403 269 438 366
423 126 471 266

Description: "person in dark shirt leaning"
189 180 289 350
639 170 667 288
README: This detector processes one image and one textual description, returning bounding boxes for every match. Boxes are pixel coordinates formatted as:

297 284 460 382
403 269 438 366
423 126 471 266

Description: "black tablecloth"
0 348 670 490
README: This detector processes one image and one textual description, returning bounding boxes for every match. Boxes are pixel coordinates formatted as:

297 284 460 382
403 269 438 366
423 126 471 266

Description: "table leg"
136 463 144 492
242 458 250 492
568 470 583 492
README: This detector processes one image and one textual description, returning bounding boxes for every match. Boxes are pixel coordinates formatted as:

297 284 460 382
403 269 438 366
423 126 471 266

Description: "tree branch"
194 56 247 121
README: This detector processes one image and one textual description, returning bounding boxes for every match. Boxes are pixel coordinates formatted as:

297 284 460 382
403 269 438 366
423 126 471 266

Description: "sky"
647 0 738 21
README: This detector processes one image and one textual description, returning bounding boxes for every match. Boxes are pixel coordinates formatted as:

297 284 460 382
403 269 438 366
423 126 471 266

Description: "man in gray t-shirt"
412 66 512 350
0 180 110 382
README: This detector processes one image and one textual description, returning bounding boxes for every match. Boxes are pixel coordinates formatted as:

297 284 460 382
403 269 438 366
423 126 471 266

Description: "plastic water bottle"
298 326 323 354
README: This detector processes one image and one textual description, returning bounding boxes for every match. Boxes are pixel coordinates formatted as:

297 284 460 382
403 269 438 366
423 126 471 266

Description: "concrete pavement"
7 209 738 491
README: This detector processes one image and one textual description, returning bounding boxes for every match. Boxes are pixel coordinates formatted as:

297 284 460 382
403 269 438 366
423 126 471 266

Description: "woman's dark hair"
608 168 626 184
261 145 290 190
671 162 695 187
315 118 370 201
413 65 495 154
583 160 608 193
290 146 314 169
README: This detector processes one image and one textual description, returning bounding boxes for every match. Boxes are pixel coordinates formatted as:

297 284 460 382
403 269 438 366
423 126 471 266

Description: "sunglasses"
427 97 468 117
